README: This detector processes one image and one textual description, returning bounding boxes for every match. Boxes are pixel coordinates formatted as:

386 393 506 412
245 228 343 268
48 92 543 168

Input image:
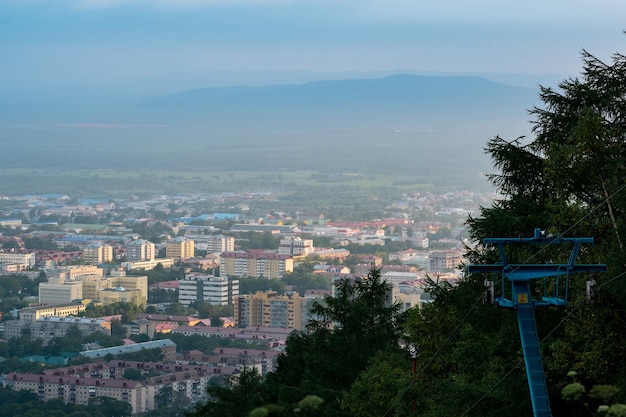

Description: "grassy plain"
0 167 441 198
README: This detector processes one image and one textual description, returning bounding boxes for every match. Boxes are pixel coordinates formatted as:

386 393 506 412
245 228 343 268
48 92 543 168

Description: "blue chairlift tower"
468 228 607 417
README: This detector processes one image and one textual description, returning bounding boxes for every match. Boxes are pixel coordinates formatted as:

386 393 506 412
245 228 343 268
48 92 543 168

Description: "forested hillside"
185 49 626 417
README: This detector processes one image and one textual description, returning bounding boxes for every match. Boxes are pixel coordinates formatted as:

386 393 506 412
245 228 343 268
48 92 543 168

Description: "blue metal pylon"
468 228 607 417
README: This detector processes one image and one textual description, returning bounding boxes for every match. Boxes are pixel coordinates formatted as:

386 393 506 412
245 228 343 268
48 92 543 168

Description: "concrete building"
47 265 104 283
121 258 175 271
18 303 87 321
4 316 111 342
234 291 306 330
125 239 156 261
0 252 35 270
429 249 463 273
4 373 146 414
78 339 177 362
278 237 314 256
82 243 113 264
39 281 83 304
178 273 239 307
166 237 194 260
99 286 145 307
221 252 293 279
42 271 148 306
187 234 234 253
5 358 237 414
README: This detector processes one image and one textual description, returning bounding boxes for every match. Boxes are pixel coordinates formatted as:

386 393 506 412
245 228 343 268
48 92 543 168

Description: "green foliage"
0 386 131 417
562 383 586 402
239 277 286 295
459 48 626 417
607 404 626 417
187 267 403 417
187 367 264 417
236 232 281 250
282 271 330 296
295 395 324 415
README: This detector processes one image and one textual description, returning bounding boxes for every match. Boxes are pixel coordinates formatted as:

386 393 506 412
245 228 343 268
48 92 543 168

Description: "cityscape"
0 188 488 415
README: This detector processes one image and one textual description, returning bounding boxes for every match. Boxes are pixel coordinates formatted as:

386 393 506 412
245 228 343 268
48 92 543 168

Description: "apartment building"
234 291 306 330
187 234 234 253
4 316 111 342
166 237 194 260
220 252 293 279
0 252 35 270
82 243 114 264
278 237 314 256
178 273 239 307
4 358 238 414
429 249 463 273
4 373 146 414
124 239 156 261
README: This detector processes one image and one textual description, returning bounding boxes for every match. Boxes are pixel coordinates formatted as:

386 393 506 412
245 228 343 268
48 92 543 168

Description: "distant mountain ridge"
144 73 537 119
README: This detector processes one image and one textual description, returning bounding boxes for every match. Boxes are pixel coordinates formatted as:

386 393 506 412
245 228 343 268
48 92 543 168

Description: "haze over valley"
0 73 538 197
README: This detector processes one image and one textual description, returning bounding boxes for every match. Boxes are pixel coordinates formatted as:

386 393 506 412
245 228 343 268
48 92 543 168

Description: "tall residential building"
429 250 463 273
82 243 113 264
278 237 314 256
166 237 194 260
125 239 156 261
178 274 239 307
221 252 293 279
234 291 306 330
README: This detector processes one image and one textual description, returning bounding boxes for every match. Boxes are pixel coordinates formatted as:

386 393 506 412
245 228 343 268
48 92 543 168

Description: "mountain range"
0 73 541 191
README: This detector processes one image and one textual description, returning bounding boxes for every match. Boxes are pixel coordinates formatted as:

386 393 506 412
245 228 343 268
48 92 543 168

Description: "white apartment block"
278 237 314 256
178 274 239 307
186 234 234 253
125 239 156 261
82 243 113 265
0 252 35 269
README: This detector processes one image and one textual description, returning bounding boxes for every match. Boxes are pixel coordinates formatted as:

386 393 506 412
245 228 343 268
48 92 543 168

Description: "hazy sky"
1 0 625 89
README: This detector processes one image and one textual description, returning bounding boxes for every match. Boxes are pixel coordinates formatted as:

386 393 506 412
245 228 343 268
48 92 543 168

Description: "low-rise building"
4 316 111 342
0 252 35 270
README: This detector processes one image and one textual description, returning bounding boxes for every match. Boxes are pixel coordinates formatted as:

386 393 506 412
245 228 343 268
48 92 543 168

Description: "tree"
188 367 264 417
263 267 405 417
457 48 626 417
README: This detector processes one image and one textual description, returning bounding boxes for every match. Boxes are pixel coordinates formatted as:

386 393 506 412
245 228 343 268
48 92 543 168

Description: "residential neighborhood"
0 189 491 414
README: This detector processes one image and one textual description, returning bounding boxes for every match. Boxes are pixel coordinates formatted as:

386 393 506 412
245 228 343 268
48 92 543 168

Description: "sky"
1 0 625 91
